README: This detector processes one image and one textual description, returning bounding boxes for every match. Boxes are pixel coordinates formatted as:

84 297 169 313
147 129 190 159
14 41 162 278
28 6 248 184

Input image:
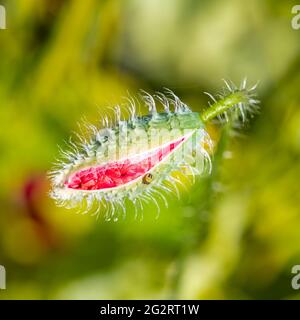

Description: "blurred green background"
0 0 300 299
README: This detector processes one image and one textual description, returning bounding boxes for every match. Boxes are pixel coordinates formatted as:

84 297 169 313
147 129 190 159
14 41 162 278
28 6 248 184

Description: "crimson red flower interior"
65 137 185 190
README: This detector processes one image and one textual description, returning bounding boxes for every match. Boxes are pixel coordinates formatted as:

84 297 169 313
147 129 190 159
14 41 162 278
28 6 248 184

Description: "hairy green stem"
169 123 232 299
201 90 249 122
